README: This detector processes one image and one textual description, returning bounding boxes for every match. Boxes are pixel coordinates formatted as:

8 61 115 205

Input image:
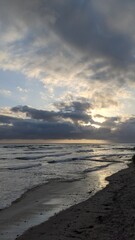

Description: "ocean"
0 143 134 210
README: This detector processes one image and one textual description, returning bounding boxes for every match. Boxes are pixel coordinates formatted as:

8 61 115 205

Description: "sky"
0 0 135 143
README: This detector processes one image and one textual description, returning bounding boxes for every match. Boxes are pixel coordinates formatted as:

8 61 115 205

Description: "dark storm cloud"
100 117 120 129
11 100 92 124
0 111 111 140
12 105 60 122
0 105 135 142
0 118 78 140
112 118 135 143
0 115 19 124
0 108 98 140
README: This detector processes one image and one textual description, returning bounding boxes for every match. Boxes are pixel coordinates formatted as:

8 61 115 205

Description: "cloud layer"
1 0 135 86
0 102 135 142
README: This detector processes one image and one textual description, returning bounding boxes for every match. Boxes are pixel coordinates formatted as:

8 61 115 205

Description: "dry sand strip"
17 162 135 240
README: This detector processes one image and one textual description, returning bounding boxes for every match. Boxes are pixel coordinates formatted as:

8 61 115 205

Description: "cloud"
0 116 78 140
0 104 135 142
17 87 28 93
53 0 133 66
11 99 92 124
112 117 135 142
0 111 109 140
0 89 12 96
54 98 91 112
0 115 17 124
0 0 135 90
92 91 119 109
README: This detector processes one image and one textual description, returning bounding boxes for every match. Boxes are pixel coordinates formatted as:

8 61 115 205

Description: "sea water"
0 143 134 209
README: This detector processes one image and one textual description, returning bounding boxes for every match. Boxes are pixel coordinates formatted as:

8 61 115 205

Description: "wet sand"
17 163 135 240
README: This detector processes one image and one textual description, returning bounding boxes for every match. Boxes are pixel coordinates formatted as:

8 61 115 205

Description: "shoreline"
0 175 99 240
17 162 135 240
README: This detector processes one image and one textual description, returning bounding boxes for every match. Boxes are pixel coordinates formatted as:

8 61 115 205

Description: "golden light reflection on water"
97 170 109 189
